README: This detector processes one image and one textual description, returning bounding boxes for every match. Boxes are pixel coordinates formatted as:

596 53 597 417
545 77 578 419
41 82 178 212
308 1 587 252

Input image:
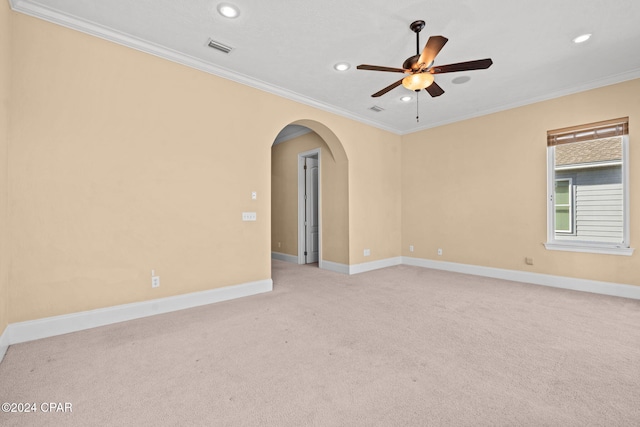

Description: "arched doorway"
271 120 349 271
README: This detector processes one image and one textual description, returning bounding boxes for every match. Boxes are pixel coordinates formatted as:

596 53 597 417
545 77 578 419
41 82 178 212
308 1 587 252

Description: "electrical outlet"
409 245 414 252
152 276 160 288
525 257 534 265
437 248 443 256
251 191 257 200
364 249 371 256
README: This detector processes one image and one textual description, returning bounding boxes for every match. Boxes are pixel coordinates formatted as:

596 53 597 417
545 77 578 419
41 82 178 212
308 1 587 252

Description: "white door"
305 158 319 263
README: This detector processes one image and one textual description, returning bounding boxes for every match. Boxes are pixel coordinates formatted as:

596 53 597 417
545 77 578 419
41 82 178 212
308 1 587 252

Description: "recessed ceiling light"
217 3 240 18
400 96 412 102
573 33 592 44
334 62 350 71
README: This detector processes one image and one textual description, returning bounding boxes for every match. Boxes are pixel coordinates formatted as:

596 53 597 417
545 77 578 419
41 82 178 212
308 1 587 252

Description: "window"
545 117 633 255
554 178 573 233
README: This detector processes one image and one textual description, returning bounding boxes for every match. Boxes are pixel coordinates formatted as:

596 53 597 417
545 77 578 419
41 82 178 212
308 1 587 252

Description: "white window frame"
545 135 633 256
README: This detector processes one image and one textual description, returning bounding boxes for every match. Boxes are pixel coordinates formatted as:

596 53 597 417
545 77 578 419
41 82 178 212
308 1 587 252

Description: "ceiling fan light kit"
402 72 434 91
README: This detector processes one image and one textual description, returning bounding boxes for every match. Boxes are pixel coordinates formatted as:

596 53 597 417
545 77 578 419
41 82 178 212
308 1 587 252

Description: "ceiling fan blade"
430 58 493 74
426 81 445 97
418 35 448 68
372 78 404 97
357 64 408 73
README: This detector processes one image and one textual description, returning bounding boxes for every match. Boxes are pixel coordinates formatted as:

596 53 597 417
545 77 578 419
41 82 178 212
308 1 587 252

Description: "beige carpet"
1 260 639 426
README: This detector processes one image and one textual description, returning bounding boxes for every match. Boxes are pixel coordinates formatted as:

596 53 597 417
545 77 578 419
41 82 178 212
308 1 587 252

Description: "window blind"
547 117 629 147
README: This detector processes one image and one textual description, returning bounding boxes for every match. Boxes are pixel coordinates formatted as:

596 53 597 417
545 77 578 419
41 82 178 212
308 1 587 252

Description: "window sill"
544 242 635 256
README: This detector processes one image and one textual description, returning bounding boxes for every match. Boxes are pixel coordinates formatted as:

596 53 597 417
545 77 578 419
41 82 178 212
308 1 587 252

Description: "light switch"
242 212 257 221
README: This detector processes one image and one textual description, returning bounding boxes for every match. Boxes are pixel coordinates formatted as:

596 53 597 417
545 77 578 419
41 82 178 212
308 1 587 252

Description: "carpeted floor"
1 260 639 426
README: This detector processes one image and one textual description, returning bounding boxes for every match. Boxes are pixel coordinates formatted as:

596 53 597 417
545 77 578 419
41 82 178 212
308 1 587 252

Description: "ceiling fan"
357 20 493 98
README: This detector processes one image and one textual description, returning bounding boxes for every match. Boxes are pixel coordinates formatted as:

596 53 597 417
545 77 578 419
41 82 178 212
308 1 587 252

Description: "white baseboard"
0 326 9 363
402 256 640 300
3 256 638 365
349 257 403 275
2 278 273 356
270 252 352 276
319 257 404 275
272 253 355 275
320 260 350 274
271 251 298 264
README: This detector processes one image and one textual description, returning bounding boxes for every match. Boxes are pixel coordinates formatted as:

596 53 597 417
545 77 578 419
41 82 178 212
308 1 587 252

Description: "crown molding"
400 67 640 135
9 0 404 135
10 1 640 137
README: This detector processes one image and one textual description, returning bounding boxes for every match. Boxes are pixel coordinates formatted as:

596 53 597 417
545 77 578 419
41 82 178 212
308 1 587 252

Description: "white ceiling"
10 0 640 134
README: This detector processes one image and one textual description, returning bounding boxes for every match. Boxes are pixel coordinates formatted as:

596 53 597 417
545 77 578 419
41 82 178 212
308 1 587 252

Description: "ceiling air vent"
369 105 385 113
207 38 233 54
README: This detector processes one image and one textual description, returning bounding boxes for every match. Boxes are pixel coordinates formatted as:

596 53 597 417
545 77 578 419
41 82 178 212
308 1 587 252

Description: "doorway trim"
298 148 322 267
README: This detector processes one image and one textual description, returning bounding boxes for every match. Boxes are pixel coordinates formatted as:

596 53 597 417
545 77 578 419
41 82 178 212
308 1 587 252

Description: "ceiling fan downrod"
410 20 425 56
409 21 426 123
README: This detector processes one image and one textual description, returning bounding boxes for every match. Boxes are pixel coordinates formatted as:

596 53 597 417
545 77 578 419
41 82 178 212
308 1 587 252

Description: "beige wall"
348 128 402 263
271 137 299 257
6 11 400 323
5 6 637 329
0 0 10 335
271 131 349 264
402 78 640 286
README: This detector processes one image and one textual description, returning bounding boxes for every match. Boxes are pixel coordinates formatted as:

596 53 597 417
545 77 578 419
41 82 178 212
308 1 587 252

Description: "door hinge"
304 251 308 256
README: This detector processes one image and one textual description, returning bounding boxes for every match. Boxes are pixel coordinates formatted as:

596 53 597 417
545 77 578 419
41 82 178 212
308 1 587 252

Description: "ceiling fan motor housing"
402 55 421 71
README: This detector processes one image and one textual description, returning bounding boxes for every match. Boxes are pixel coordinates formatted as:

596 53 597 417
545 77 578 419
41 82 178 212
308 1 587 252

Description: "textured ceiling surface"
10 0 640 134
